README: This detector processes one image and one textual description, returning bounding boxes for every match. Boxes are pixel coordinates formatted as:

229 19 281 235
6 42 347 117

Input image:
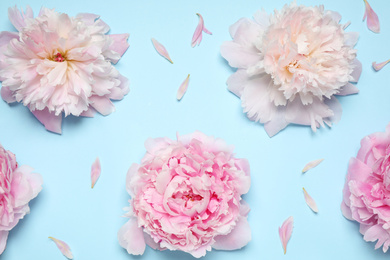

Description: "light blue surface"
0 0 389 259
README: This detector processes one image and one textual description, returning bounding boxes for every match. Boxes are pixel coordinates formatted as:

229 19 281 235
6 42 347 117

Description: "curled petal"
177 74 190 101
363 0 380 33
302 188 318 213
279 216 293 254
302 159 324 173
49 237 73 259
91 157 101 189
372 59 390 71
151 38 173 64
191 13 212 47
31 108 63 134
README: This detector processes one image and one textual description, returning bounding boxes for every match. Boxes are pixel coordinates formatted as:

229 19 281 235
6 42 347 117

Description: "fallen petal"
91 157 101 189
151 38 173 64
372 59 390 71
49 237 73 259
191 13 212 47
302 159 324 173
302 187 318 213
279 216 294 254
177 74 190 101
363 0 380 33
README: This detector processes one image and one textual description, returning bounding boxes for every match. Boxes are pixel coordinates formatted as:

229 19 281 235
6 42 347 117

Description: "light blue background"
0 0 389 259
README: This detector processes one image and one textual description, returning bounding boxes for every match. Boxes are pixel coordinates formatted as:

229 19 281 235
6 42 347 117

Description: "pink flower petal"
212 216 251 250
108 34 130 64
363 0 380 33
302 187 318 213
302 159 324 173
1 86 16 103
372 59 390 71
117 218 146 255
8 5 34 31
191 13 212 48
0 231 9 255
91 157 101 189
279 216 294 254
31 108 63 134
89 96 116 116
177 74 190 101
49 237 73 259
151 38 173 64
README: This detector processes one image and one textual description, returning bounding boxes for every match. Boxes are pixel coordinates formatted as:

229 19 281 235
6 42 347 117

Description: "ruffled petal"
0 231 9 255
118 218 146 255
212 216 251 250
108 34 130 64
89 96 115 116
31 108 63 134
336 83 359 96
8 5 34 31
11 165 43 208
1 87 16 103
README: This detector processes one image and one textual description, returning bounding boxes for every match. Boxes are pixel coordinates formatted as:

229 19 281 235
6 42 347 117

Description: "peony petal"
0 231 9 255
91 157 101 189
212 216 251 250
151 38 173 64
176 74 190 101
8 5 34 31
108 34 130 64
191 13 212 47
302 159 324 173
279 216 294 254
336 82 359 96
31 108 63 134
363 0 380 33
372 59 390 71
49 237 73 259
302 187 318 213
118 218 146 255
89 96 115 116
1 87 16 103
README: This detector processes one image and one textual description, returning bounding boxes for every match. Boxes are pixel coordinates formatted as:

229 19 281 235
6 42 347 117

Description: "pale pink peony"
342 124 390 252
0 143 43 255
118 132 251 258
0 6 130 134
221 3 362 137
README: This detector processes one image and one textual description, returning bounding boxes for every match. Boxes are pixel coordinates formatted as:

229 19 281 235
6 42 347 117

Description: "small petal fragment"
49 237 73 259
302 187 318 213
151 38 173 63
91 157 101 189
191 13 212 47
363 0 380 33
302 159 324 173
279 216 294 254
372 59 390 71
177 74 190 101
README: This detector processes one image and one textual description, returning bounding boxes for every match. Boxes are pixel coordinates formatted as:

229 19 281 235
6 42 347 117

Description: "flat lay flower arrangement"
0 0 389 259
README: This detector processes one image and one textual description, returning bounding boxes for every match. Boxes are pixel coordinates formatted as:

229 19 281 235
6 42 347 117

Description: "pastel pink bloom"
0 6 130 134
342 123 390 252
118 131 251 258
0 143 43 255
221 3 362 137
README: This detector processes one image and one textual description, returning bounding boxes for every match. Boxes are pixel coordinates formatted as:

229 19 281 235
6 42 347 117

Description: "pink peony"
221 2 362 137
118 132 251 258
342 124 390 252
0 6 130 134
0 144 43 254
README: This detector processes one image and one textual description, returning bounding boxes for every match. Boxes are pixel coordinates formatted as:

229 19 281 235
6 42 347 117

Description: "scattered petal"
279 216 294 255
372 59 390 71
191 13 212 47
363 0 380 33
151 38 173 64
177 74 190 101
49 237 73 259
91 157 101 189
302 159 324 173
302 187 318 213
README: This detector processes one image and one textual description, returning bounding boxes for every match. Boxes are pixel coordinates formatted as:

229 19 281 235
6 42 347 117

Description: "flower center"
53 52 66 62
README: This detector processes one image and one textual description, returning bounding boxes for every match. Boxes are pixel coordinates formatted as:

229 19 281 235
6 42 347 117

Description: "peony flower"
221 2 362 137
0 6 130 134
342 123 390 252
0 143 43 255
118 132 251 258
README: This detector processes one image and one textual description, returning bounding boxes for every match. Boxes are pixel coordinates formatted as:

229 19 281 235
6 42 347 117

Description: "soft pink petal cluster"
221 3 362 137
0 144 43 255
342 124 390 252
0 6 130 134
118 132 251 258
